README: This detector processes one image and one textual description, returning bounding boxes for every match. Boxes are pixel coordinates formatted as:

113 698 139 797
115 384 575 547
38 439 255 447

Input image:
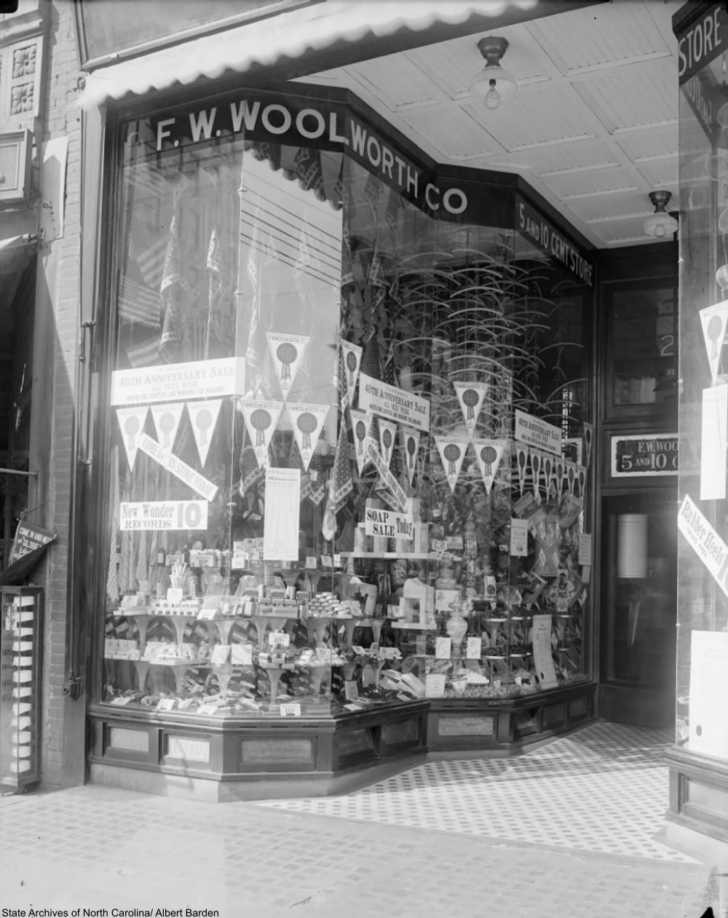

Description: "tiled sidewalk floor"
0 720 715 918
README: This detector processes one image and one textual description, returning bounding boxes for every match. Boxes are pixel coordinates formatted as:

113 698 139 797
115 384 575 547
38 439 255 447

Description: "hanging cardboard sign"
239 399 283 468
115 406 149 472
510 517 529 557
453 381 487 435
349 409 372 474
341 340 362 404
267 332 308 395
434 436 468 494
136 432 218 501
678 494 728 599
263 467 300 561
400 425 420 486
120 500 208 532
514 409 562 456
111 357 245 406
150 402 184 452
472 438 506 494
187 399 223 468
364 506 414 541
377 419 397 469
287 403 329 471
358 372 430 432
700 299 728 385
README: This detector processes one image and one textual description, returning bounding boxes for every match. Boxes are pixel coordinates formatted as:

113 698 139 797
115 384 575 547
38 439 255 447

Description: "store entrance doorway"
598 489 677 727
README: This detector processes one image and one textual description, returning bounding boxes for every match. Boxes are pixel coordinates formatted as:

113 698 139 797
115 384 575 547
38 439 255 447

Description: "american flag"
159 215 186 360
126 333 160 368
118 276 161 328
131 233 169 290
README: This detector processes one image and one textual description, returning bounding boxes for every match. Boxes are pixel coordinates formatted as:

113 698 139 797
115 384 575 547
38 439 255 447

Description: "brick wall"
32 0 86 788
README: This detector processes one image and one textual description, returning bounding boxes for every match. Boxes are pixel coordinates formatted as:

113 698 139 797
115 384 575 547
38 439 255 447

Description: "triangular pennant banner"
400 425 420 487
239 399 284 467
116 406 149 472
530 449 542 503
453 381 488 436
287 402 329 471
378 419 398 469
700 300 728 385
186 399 223 468
266 332 309 396
341 340 363 405
583 423 593 471
516 445 529 496
349 408 372 474
541 453 553 499
435 436 468 493
555 458 565 498
472 439 507 495
150 402 184 452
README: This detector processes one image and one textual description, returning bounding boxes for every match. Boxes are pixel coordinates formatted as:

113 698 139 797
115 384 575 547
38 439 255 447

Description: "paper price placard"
466 637 482 660
435 636 452 659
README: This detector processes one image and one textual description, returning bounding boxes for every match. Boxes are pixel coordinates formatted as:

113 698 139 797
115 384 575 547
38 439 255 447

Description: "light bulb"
485 79 501 110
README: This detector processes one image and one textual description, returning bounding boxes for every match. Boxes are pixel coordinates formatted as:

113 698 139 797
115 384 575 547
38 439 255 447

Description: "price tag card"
280 703 302 717
156 698 177 712
344 680 359 701
321 555 333 568
425 673 446 697
333 553 342 567
578 532 593 566
435 637 452 659
230 643 253 665
197 702 219 716
210 644 231 665
198 608 218 621
305 556 318 569
466 637 482 660
510 518 529 557
268 631 291 648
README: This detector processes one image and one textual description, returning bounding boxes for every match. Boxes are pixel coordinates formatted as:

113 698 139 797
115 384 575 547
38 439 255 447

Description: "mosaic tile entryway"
256 720 693 863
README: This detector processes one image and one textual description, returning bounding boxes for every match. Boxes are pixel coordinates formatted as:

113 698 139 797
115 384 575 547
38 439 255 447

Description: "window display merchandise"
92 85 594 789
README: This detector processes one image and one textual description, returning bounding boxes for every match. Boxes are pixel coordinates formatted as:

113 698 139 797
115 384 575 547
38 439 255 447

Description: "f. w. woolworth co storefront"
1 0 689 802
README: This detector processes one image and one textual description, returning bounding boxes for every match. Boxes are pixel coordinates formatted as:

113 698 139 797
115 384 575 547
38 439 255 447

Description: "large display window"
97 86 594 739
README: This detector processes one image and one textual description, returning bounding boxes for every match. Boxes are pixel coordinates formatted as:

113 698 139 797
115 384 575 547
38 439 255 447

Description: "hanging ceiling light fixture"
643 190 679 239
470 36 518 111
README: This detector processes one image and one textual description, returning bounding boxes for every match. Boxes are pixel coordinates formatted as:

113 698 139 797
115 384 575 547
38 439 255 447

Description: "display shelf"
340 552 436 561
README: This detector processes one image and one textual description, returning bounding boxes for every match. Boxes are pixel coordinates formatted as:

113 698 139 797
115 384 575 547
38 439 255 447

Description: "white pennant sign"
700 300 728 386
516 445 529 496
187 399 223 468
453 381 488 435
435 436 468 493
378 419 398 469
472 439 507 494
530 450 542 503
349 408 372 474
400 425 420 486
267 332 309 396
239 399 284 468
116 406 149 472
150 402 184 453
287 403 330 471
341 340 363 405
